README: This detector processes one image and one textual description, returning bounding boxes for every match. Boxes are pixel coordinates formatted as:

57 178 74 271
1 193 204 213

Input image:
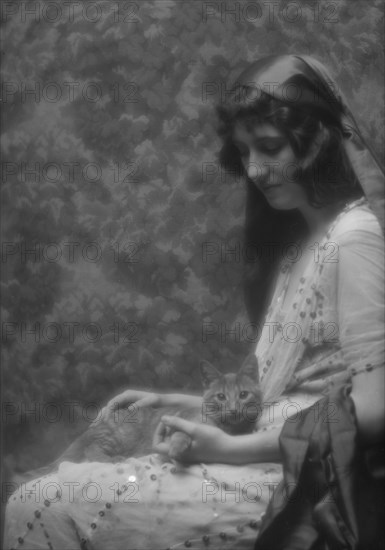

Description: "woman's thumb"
161 415 196 435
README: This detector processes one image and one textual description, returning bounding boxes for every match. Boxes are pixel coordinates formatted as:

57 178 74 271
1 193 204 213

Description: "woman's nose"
244 150 266 181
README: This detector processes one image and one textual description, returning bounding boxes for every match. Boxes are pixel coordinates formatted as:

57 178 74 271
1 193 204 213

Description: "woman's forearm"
218 427 282 465
160 392 203 409
350 367 385 445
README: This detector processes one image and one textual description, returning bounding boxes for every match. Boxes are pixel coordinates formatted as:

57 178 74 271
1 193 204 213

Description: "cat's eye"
216 393 226 401
239 391 249 399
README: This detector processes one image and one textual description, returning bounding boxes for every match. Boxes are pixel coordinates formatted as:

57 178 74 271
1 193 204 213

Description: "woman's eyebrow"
233 136 285 145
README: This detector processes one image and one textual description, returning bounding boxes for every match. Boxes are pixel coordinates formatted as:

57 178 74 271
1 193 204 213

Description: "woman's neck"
298 201 345 237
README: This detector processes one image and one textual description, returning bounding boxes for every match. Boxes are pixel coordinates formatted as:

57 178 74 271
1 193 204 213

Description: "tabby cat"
23 354 262 478
165 353 263 460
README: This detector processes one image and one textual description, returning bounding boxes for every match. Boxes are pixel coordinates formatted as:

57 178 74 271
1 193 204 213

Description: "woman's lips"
262 185 282 192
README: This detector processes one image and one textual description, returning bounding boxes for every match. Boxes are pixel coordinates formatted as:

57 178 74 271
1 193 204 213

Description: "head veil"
229 54 385 233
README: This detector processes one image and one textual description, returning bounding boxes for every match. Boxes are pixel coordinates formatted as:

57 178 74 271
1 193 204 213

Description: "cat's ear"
238 354 259 384
200 360 223 388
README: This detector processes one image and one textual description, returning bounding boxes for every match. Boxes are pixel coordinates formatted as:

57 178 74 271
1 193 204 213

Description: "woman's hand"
96 390 203 425
96 390 162 424
153 415 228 463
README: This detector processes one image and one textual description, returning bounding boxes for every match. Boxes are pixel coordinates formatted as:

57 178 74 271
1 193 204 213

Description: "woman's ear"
300 123 330 170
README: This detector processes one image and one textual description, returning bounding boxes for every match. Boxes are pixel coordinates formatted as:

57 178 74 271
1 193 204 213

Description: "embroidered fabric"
257 198 384 402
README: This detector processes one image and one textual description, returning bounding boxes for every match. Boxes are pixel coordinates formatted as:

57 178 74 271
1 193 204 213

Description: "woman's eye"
263 138 288 153
216 393 226 401
261 144 283 154
239 391 249 399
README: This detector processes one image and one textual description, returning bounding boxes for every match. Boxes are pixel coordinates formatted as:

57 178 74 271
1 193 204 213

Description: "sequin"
170 467 177 474
266 360 271 366
34 510 41 518
150 474 157 481
219 532 227 539
44 500 50 507
105 503 112 509
300 312 306 318
91 523 97 529
128 475 136 482
184 540 192 547
27 522 33 530
99 511 105 517
249 519 259 528
17 537 24 544
202 534 210 543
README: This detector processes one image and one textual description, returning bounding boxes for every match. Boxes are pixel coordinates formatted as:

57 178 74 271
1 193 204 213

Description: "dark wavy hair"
216 91 364 326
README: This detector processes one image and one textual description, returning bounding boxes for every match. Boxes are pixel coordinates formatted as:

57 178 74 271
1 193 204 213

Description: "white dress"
4 200 384 550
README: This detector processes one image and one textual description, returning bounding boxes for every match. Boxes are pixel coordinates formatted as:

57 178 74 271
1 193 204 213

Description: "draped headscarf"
227 54 385 232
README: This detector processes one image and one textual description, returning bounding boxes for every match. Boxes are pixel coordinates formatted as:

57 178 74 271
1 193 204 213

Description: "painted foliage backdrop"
1 0 384 474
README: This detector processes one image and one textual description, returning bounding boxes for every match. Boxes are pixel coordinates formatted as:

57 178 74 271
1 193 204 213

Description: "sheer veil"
230 54 385 233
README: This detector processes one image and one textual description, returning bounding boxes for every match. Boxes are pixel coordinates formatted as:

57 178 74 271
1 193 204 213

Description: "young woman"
4 55 384 550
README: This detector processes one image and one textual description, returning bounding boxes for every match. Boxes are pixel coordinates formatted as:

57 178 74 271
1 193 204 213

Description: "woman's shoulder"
331 199 383 243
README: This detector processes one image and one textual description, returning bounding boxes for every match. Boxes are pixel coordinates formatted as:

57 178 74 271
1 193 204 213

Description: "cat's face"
199 354 262 435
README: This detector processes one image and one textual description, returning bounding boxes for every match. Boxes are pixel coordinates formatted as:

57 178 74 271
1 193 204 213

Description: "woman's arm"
99 389 202 422
335 216 385 446
153 415 281 464
350 367 385 445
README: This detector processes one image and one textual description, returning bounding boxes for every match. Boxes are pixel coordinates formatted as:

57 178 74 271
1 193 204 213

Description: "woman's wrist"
218 428 282 465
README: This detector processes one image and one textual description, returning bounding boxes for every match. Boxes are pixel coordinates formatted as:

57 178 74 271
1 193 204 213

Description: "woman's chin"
266 197 295 210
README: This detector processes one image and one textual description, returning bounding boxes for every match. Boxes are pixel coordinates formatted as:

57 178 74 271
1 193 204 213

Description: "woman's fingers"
152 416 197 456
160 415 197 436
97 391 159 423
152 421 171 454
136 394 159 408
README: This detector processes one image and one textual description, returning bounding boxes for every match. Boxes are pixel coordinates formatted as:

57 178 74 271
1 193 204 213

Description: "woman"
4 55 384 550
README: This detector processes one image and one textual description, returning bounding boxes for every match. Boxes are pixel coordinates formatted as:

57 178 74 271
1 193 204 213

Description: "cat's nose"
226 408 240 419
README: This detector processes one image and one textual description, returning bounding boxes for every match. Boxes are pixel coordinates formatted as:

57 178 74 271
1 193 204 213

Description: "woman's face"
232 120 309 210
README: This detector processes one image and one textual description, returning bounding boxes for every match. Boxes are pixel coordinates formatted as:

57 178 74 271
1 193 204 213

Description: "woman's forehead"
232 120 284 141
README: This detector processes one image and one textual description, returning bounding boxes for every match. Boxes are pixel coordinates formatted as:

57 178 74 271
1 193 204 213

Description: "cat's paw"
168 432 192 461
